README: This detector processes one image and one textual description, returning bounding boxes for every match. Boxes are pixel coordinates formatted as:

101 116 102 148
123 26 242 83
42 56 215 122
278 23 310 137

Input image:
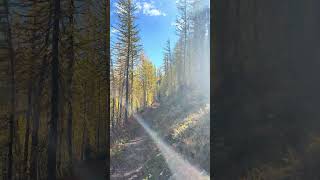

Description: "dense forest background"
0 0 110 179
110 0 210 179
109 0 210 129
214 1 320 179
6 0 320 179
0 0 211 179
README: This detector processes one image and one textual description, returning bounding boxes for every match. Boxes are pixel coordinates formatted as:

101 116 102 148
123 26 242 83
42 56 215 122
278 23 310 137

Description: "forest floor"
110 105 172 180
111 90 210 179
61 90 210 180
58 160 105 180
59 105 172 180
59 159 106 180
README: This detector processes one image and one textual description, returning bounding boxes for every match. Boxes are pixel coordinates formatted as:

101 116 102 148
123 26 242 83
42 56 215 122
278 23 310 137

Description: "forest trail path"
110 104 171 179
110 117 161 179
57 122 155 180
60 103 168 180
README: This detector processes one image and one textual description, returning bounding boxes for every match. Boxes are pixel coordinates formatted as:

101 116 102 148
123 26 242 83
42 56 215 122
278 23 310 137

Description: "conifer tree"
114 0 140 123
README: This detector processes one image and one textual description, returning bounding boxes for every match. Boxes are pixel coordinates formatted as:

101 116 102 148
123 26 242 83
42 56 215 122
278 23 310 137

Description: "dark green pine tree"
114 0 140 123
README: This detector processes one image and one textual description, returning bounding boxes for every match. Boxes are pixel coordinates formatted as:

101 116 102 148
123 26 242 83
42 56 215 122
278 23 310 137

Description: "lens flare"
133 113 210 180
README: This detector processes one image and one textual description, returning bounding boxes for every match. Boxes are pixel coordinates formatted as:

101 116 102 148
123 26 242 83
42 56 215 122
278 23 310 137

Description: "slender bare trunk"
111 96 115 128
125 3 131 123
4 0 15 178
48 0 60 178
125 51 130 123
66 0 75 173
57 98 64 176
96 79 101 152
130 55 134 113
81 83 87 161
30 61 47 180
104 1 110 178
23 84 32 179
119 79 125 124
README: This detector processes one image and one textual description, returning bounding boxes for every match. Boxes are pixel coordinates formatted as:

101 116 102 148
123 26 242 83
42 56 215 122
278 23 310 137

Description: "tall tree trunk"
117 95 121 125
125 4 131 124
29 21 51 180
7 26 14 180
3 155 7 180
66 0 75 172
30 59 47 180
110 53 115 129
29 3 51 178
23 84 33 179
4 0 15 178
29 15 38 180
118 64 126 124
48 0 60 178
81 123 86 161
125 51 130 123
111 96 115 128
143 77 146 108
104 1 110 179
130 56 134 113
57 98 64 176
81 83 87 161
118 79 125 125
96 78 101 152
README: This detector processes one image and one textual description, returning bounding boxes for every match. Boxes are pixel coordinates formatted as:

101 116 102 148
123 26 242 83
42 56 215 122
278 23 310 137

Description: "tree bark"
57 97 65 176
125 42 130 123
81 83 87 161
4 0 15 178
104 1 110 179
130 55 134 113
30 59 47 180
48 0 60 178
125 0 131 124
96 78 101 152
66 0 75 173
29 11 51 180
23 83 32 179
118 79 125 125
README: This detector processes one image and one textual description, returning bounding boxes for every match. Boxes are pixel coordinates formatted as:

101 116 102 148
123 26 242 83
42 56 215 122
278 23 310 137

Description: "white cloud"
115 0 166 17
142 2 166 16
136 0 166 16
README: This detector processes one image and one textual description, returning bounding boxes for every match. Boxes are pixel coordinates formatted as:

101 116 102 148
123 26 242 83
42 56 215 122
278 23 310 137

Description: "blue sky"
111 0 179 68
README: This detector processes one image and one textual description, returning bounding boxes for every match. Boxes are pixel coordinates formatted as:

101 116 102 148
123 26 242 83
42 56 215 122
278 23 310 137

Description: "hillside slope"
144 90 210 173
110 89 210 179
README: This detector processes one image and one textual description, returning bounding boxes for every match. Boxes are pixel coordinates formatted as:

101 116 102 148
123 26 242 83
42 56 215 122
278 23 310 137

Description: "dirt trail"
61 104 169 180
58 118 154 180
110 118 164 179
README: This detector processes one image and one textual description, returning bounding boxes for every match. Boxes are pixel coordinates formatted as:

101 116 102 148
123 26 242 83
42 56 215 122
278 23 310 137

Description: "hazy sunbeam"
133 113 210 180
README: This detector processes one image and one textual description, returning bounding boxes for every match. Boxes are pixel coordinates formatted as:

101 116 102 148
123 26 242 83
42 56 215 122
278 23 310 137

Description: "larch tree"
114 0 140 123
176 0 190 86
